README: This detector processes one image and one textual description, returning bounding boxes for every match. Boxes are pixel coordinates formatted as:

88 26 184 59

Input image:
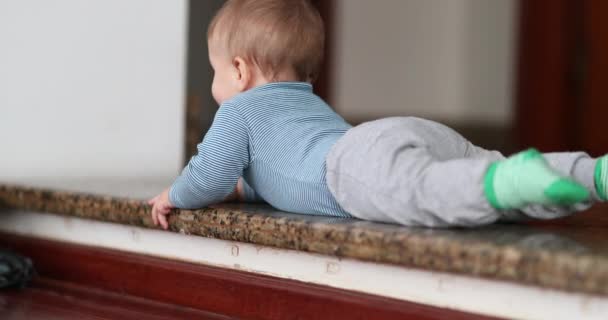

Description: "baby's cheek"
211 82 220 104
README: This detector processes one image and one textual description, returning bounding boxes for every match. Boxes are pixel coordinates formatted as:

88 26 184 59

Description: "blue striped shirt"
169 82 353 217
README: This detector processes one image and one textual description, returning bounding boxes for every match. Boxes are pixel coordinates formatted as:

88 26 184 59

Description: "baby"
149 0 607 228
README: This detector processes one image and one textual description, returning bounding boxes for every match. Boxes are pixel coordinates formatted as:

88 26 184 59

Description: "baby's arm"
150 180 244 230
150 104 250 229
223 177 264 203
171 104 250 208
238 177 265 202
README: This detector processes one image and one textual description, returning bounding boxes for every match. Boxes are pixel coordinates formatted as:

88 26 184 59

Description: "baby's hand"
148 188 174 230
222 178 245 202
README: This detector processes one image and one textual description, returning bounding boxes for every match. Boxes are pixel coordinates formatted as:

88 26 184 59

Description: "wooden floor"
0 278 232 320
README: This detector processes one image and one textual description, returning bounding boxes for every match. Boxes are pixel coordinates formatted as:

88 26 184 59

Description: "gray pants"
325 117 599 227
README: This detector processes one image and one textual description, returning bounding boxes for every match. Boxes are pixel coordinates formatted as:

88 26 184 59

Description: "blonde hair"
207 0 325 82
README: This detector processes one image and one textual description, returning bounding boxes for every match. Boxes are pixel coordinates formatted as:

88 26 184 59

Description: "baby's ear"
232 56 251 92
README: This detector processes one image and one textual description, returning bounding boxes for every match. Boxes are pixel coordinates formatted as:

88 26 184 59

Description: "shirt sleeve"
169 103 250 209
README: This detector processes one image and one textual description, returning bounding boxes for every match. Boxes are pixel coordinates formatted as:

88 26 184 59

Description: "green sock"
484 149 590 210
595 156 608 201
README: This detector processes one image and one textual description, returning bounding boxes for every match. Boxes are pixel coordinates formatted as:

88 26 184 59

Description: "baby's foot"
484 149 590 209
595 155 608 201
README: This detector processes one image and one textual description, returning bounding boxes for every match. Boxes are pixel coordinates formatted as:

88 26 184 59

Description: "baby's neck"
250 68 303 89
272 67 300 82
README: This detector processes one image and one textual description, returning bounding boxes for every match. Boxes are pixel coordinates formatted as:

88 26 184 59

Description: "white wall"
0 0 187 180
333 0 517 125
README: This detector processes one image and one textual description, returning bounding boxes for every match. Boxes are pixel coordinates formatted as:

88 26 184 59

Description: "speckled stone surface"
1 182 608 297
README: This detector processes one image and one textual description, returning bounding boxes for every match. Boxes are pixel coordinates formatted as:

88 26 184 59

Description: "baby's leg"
516 153 605 219
326 117 593 227
544 153 600 200
326 117 504 227
433 140 601 221
472 150 599 221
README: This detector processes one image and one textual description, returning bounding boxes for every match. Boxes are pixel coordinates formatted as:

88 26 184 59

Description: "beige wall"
332 0 517 126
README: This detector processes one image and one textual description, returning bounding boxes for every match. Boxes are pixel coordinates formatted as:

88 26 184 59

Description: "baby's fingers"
158 211 169 230
148 195 159 206
150 205 159 226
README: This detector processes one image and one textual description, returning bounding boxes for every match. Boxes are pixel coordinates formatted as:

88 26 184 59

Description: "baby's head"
207 0 324 104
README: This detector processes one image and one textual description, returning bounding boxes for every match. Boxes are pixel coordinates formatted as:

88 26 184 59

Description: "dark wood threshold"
1 277 231 320
0 232 502 320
